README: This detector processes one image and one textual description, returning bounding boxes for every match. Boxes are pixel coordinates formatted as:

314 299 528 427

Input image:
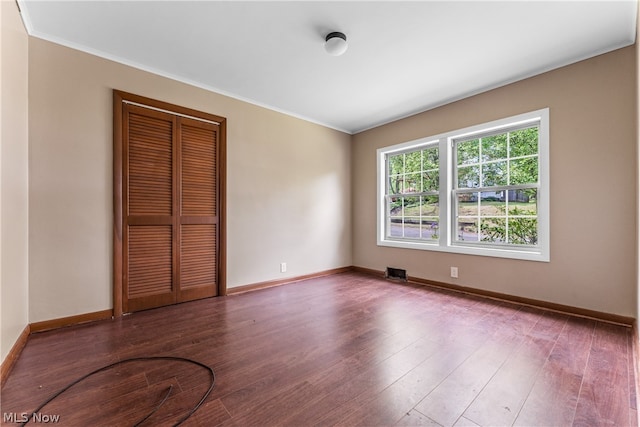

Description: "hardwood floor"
1 272 637 426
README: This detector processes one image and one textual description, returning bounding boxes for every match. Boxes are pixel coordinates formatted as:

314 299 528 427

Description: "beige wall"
353 46 637 317
1 0 30 362
28 38 352 323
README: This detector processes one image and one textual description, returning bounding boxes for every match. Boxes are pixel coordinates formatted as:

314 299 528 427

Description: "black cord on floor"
20 356 215 427
133 384 173 427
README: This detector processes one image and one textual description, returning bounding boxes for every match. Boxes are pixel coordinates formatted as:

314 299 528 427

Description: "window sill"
377 238 549 262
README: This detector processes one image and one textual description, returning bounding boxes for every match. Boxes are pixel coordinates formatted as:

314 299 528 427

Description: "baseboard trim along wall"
226 266 353 295
632 320 640 415
29 309 114 334
1 325 31 388
352 266 635 326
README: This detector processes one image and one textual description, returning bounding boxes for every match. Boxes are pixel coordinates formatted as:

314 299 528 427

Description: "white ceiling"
18 1 638 134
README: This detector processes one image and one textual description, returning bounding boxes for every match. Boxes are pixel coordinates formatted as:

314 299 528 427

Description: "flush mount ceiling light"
324 31 348 56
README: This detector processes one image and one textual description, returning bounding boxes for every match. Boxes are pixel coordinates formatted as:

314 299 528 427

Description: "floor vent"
385 267 407 282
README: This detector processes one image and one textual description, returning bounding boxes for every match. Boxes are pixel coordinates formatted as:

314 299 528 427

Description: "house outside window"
377 108 549 262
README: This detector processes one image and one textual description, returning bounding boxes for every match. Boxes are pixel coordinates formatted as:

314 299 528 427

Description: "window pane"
389 221 403 238
388 196 402 237
421 196 439 241
421 220 439 240
401 196 420 216
387 195 400 238
403 218 421 238
510 157 538 185
403 173 421 193
422 144 440 192
481 218 506 243
480 191 505 216
482 134 507 161
422 170 439 192
457 193 478 217
389 175 403 195
457 219 478 241
389 154 404 175
508 217 538 245
482 161 507 186
422 147 439 169
421 195 439 217
458 165 479 188
389 196 402 216
405 151 421 173
507 189 537 215
457 139 479 165
509 127 538 157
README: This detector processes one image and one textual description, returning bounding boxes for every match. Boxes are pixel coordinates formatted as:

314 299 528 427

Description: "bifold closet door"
123 104 219 313
178 118 218 303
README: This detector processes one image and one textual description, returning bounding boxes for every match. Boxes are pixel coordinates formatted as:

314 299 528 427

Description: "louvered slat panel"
128 113 173 216
181 124 216 216
180 225 216 289
128 225 173 298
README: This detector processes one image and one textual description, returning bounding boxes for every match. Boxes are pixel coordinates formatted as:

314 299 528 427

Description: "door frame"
113 90 227 317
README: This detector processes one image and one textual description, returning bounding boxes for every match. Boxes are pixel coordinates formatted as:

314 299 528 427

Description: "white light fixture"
324 31 348 56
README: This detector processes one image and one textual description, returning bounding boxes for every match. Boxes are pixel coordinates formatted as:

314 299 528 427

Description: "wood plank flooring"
1 272 637 426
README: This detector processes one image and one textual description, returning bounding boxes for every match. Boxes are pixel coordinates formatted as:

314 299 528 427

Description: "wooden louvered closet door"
178 118 218 303
121 102 220 313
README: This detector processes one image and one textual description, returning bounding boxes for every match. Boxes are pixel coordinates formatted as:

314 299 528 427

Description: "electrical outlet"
450 267 458 278
280 262 287 273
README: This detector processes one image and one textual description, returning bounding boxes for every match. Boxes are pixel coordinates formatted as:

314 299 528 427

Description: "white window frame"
377 108 549 262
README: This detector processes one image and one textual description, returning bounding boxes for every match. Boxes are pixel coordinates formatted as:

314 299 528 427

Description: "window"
377 108 549 262
387 144 440 241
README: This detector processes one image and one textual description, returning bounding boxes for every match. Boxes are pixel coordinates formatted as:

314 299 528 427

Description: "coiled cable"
20 356 215 427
